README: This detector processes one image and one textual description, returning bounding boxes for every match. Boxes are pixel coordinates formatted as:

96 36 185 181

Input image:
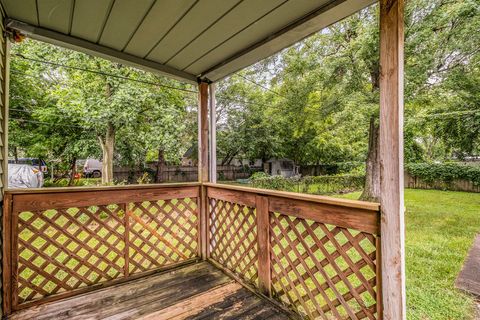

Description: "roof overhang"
2 0 376 84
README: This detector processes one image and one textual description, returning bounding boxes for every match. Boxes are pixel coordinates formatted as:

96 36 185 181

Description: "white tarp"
8 164 44 188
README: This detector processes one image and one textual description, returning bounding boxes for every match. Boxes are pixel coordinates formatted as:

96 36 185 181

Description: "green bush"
43 178 101 187
249 171 270 180
302 175 365 194
250 174 298 191
405 162 480 186
249 173 364 194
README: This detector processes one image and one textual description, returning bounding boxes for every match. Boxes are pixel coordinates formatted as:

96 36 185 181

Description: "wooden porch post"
209 83 217 183
198 81 209 260
379 0 406 319
0 6 10 316
198 81 209 184
0 8 9 199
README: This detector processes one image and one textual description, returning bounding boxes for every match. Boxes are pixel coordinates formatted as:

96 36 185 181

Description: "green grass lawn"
338 189 480 320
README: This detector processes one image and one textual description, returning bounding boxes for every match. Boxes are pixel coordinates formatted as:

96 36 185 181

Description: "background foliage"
216 0 480 166
249 172 365 195
406 162 480 186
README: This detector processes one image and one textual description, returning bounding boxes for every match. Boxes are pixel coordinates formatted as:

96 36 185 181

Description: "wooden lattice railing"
2 183 200 313
3 182 381 319
205 183 382 320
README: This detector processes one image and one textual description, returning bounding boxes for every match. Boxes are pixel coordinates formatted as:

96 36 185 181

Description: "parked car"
8 158 48 173
8 163 44 188
83 158 102 178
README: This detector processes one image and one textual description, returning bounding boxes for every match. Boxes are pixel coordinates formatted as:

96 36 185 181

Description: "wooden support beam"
198 82 209 184
1 9 10 317
209 84 217 183
198 82 209 260
1 28 10 199
379 0 406 319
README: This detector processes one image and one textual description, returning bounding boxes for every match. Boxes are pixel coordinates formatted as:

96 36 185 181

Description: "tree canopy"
10 40 197 183
216 0 479 165
8 0 479 184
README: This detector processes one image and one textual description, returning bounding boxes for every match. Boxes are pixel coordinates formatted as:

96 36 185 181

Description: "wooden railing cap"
5 182 201 195
203 182 380 212
5 181 379 212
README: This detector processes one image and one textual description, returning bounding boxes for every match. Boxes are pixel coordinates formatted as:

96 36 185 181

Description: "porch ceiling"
1 0 375 83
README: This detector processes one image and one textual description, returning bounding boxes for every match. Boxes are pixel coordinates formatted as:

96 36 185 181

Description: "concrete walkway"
457 234 480 297
456 234 480 319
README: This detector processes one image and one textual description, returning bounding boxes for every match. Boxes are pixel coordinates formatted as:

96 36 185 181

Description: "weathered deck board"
10 262 293 320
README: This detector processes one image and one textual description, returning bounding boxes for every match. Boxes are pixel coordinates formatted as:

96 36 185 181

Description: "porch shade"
1 0 374 83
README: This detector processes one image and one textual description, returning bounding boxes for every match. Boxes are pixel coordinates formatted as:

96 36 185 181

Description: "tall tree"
11 39 195 184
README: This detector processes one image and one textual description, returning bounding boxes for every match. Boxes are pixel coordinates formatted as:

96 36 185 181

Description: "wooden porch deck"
9 262 292 320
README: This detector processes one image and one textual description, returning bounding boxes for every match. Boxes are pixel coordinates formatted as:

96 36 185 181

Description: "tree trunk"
68 157 77 186
261 155 268 173
360 116 380 202
13 146 18 163
155 149 165 183
99 122 115 184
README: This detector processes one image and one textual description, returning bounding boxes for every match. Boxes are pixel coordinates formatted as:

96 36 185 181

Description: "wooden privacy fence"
205 183 382 320
113 165 254 183
404 171 480 193
2 183 200 313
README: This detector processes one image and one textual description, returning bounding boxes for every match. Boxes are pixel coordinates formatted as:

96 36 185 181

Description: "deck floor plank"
10 262 293 320
185 290 288 320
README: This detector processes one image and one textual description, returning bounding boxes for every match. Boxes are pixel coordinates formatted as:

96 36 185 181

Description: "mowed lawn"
339 189 480 320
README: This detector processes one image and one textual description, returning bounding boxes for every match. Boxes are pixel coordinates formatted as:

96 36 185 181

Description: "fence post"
256 195 271 296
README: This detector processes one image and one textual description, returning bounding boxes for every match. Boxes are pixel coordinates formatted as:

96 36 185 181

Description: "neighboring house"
181 147 197 166
265 158 299 178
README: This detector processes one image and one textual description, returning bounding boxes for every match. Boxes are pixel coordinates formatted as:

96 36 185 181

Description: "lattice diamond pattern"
270 212 378 320
208 198 258 285
17 205 125 303
16 197 199 306
128 198 198 274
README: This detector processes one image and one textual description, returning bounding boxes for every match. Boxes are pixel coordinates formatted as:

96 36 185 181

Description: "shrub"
250 171 270 180
43 178 101 187
250 174 298 191
249 173 364 194
405 162 480 186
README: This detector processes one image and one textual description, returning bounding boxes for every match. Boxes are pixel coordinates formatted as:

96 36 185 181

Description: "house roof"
1 0 375 84
182 146 195 158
